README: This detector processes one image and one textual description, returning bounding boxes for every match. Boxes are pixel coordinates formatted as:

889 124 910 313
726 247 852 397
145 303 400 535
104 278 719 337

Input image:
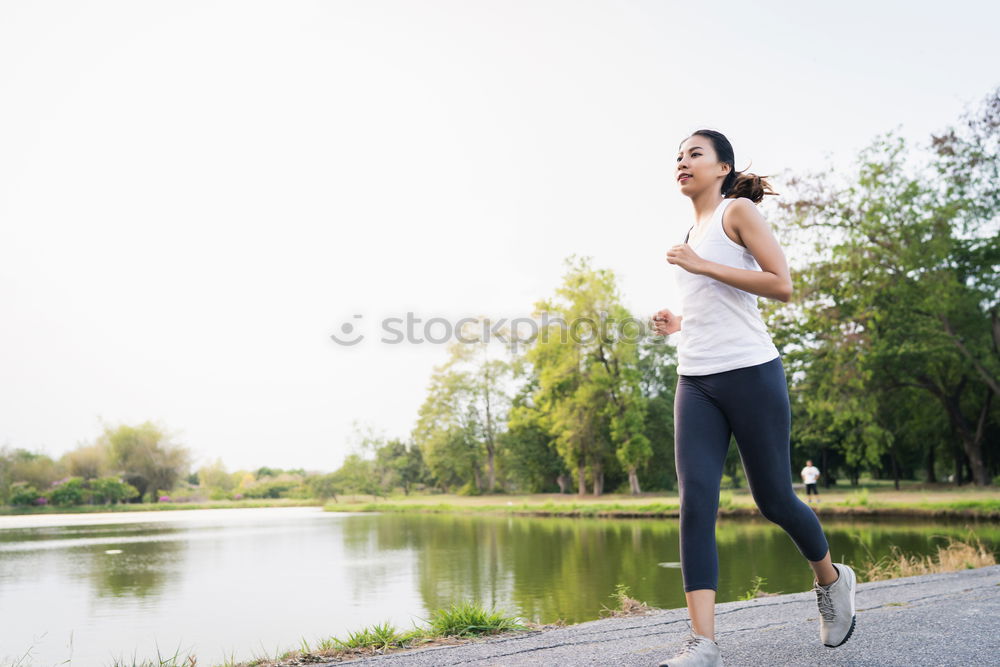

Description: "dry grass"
599 583 655 618
860 536 997 582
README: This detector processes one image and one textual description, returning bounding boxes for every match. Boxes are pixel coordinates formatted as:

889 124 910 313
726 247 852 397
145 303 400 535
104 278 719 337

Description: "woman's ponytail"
725 170 778 204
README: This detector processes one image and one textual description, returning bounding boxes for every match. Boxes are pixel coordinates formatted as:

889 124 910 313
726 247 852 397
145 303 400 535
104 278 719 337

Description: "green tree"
412 344 487 493
100 421 192 501
499 371 568 493
375 438 428 495
60 443 110 480
308 472 343 501
197 457 236 496
776 102 998 484
0 447 61 495
526 255 650 495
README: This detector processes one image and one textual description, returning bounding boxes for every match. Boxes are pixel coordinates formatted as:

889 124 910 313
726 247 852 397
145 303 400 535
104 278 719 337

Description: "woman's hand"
666 243 707 274
651 308 682 335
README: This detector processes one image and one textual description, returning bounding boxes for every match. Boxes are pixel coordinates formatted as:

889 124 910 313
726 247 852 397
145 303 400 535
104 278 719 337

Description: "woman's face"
676 135 729 195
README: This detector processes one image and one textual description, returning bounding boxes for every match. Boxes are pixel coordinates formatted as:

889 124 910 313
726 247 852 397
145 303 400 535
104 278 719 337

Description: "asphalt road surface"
328 565 1000 667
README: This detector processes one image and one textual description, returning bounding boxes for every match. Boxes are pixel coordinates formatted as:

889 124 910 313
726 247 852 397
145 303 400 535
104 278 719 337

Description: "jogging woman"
650 129 857 666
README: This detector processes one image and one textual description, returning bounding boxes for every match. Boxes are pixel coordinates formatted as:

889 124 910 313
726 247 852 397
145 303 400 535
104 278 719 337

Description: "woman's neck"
690 191 724 228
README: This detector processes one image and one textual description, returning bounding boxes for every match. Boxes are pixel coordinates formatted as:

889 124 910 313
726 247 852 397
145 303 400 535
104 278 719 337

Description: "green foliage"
197 458 235 494
48 477 87 506
424 599 526 637
239 480 300 499
8 481 42 506
524 255 652 496
411 334 511 494
497 377 567 493
89 477 140 504
331 620 410 651
456 480 483 496
307 472 342 500
100 420 191 502
738 575 769 600
718 490 735 510
843 488 871 507
775 88 1000 487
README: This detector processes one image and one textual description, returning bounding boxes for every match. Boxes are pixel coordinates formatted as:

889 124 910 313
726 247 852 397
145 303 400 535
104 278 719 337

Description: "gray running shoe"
813 562 857 647
657 633 722 666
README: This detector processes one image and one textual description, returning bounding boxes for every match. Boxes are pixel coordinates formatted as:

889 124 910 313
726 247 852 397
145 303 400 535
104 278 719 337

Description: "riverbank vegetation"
318 484 1000 519
0 497 321 515
100 599 538 667
860 535 997 581
91 538 994 667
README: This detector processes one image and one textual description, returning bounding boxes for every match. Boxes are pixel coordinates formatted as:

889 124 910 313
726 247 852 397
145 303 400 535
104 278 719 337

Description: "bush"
9 481 42 506
48 477 87 506
844 488 871 507
457 481 484 496
89 477 140 504
307 473 342 500
240 480 299 499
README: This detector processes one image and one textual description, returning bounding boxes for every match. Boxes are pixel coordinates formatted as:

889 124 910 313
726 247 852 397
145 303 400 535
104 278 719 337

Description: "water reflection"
0 508 996 667
1 523 192 601
340 513 1000 624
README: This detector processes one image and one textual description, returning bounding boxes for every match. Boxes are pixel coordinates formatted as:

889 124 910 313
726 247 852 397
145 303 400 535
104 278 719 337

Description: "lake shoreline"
2 503 996 666
291 565 1000 666
321 502 1000 521
4 494 998 521
0 498 322 516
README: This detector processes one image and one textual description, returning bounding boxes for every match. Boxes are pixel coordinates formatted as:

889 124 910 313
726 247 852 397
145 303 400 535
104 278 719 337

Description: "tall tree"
526 255 651 495
776 114 998 485
100 421 191 501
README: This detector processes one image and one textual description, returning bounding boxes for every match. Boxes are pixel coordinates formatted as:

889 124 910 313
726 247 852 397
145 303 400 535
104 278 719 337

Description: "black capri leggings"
674 355 829 592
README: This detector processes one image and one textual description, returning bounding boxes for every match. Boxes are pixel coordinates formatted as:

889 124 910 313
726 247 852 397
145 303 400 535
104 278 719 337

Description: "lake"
1 506 996 666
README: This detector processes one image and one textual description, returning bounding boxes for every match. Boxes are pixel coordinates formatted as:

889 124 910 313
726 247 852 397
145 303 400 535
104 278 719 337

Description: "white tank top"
674 197 780 375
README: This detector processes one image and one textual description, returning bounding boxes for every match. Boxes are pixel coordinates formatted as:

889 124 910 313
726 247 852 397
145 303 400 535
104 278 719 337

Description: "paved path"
329 565 1000 667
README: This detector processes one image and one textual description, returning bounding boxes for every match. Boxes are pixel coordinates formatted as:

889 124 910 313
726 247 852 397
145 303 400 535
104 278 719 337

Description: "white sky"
2 0 998 473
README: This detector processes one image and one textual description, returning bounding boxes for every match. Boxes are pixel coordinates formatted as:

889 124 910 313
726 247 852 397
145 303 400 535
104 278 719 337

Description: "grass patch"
859 536 997 582
106 643 197 666
598 583 654 618
737 575 780 600
184 599 530 667
328 619 421 650
908 499 1000 512
841 488 871 507
718 490 734 510
321 490 1000 519
423 600 527 637
323 501 684 516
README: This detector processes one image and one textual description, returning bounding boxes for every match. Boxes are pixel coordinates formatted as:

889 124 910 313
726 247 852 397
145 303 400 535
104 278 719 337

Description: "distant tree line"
2 88 998 506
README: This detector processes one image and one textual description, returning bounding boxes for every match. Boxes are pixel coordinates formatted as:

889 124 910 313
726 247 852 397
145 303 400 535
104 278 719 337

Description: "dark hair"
680 129 778 204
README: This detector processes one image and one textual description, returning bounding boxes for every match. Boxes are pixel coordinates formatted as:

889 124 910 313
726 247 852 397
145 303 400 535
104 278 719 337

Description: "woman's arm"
696 198 793 302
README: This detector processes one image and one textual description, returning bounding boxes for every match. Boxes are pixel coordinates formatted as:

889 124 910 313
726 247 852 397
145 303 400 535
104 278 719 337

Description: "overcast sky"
1 0 997 473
